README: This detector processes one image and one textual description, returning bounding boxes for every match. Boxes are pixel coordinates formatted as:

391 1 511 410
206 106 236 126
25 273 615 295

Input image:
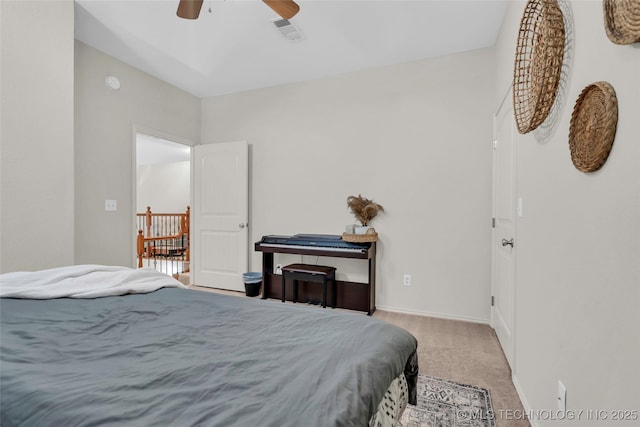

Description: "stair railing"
136 206 190 277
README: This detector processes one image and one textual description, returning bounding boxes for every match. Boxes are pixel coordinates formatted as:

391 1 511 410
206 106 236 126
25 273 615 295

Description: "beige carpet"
373 310 530 427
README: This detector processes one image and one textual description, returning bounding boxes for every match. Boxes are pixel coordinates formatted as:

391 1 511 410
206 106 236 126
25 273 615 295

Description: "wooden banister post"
137 230 144 268
185 206 190 272
145 206 152 237
180 210 187 235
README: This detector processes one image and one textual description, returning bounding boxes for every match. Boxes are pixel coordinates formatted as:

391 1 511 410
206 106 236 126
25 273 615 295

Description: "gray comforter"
1 288 417 427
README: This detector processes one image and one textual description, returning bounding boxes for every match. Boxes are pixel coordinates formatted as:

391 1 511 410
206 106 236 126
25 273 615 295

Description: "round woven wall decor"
513 0 565 134
568 82 618 173
603 0 640 45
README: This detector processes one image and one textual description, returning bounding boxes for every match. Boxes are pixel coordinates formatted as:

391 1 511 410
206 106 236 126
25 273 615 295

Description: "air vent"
273 18 304 42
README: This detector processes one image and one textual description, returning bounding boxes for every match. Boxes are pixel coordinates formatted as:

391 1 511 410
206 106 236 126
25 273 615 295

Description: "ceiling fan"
177 0 300 20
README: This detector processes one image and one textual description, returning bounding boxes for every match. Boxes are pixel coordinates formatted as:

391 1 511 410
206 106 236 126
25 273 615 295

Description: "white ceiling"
75 0 509 98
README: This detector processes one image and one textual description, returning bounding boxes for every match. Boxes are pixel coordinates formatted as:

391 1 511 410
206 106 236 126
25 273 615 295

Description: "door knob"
239 223 247 229
501 238 514 247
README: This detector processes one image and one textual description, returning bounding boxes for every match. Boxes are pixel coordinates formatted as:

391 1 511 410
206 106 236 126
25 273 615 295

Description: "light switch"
517 197 523 217
105 200 117 211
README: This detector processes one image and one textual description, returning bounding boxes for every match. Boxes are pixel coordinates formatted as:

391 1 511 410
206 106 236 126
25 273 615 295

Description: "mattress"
0 266 418 427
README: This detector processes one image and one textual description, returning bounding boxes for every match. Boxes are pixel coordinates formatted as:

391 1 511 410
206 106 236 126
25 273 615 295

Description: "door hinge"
492 218 496 228
491 296 495 306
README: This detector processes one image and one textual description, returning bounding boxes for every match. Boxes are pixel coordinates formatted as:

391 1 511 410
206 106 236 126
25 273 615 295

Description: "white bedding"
0 264 185 299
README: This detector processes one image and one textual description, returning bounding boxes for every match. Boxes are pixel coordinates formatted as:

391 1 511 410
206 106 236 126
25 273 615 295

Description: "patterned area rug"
398 376 496 427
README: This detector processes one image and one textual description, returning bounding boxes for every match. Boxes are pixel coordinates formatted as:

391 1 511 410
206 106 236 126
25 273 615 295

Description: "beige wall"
202 48 496 322
74 42 200 267
0 0 75 273
496 0 640 423
137 161 190 213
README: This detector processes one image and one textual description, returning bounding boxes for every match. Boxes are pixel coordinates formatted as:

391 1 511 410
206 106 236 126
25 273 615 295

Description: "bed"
0 265 418 427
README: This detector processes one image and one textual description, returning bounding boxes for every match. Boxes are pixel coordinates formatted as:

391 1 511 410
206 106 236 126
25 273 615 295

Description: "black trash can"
242 272 262 297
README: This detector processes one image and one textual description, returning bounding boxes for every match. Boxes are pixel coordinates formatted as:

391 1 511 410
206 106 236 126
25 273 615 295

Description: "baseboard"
512 374 539 427
376 305 490 325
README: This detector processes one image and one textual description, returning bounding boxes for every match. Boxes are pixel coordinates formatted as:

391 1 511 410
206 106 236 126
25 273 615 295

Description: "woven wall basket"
513 0 565 134
568 82 618 173
603 0 640 45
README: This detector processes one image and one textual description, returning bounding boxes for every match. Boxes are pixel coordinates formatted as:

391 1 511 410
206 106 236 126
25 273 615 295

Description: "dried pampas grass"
347 195 384 226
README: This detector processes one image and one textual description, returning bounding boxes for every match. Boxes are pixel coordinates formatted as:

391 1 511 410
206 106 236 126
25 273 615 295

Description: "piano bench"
281 264 337 308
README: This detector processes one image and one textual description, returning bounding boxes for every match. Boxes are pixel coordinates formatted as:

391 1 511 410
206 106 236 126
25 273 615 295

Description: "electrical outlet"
105 199 117 211
403 274 411 286
557 381 566 411
275 264 283 275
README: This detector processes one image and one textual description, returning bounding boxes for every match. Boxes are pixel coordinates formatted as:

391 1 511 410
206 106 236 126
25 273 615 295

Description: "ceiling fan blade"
263 0 300 20
177 0 203 19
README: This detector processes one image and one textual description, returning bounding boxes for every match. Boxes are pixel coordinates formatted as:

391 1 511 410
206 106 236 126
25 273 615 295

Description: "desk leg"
368 244 376 315
332 279 337 308
261 252 274 299
281 273 286 303
321 278 327 308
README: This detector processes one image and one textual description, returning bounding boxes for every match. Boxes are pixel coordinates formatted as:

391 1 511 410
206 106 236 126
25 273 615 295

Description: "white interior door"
491 90 517 368
192 141 248 291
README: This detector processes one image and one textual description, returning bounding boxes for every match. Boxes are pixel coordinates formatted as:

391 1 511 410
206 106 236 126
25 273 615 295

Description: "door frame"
490 83 518 370
131 125 195 269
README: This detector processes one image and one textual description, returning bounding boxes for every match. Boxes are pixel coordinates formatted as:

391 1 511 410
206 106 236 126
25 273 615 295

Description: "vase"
354 226 371 235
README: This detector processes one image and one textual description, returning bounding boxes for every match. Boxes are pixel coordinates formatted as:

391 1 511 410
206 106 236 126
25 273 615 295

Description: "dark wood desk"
255 238 376 315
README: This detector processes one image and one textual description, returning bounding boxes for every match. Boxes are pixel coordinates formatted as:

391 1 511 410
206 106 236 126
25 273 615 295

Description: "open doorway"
135 132 191 280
